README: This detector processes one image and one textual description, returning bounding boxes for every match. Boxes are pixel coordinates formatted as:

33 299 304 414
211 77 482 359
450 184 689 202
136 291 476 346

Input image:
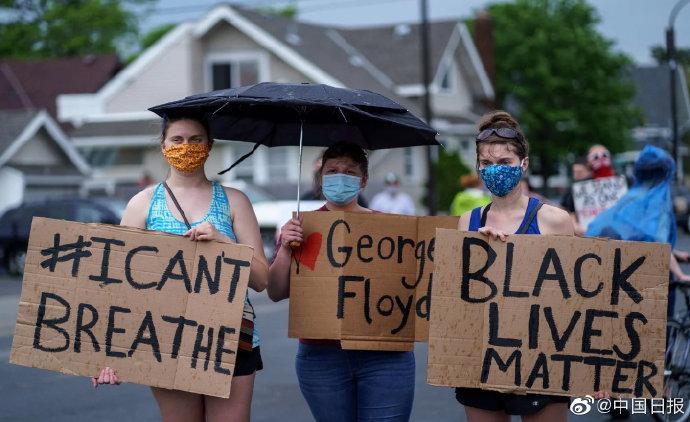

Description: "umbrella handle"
289 240 301 248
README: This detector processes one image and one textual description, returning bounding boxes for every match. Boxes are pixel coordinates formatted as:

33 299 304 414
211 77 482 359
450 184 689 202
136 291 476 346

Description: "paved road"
4 231 688 421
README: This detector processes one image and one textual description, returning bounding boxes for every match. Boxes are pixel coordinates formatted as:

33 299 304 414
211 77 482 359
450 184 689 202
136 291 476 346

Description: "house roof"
0 109 90 174
631 64 690 128
339 21 457 86
0 55 120 119
0 109 39 156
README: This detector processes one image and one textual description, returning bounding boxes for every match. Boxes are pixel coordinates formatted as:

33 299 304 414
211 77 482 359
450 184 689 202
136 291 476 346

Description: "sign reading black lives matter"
428 230 669 398
288 211 458 351
10 218 253 398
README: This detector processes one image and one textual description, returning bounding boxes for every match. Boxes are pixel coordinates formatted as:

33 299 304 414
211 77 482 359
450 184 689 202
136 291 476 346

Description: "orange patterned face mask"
162 144 210 173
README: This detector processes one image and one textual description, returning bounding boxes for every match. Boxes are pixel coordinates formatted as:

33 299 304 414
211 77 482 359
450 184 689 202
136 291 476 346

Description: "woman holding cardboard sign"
456 111 584 422
268 141 416 422
91 115 269 422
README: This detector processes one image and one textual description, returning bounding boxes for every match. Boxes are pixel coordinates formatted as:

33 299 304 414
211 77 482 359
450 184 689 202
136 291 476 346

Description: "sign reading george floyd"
288 211 458 351
10 217 253 398
428 230 669 398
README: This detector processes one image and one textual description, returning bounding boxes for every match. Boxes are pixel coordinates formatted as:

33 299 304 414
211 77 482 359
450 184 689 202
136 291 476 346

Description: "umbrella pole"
296 119 303 217
290 120 304 249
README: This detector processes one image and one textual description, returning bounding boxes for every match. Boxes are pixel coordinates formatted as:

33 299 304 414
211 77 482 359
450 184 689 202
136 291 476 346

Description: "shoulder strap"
479 203 492 228
163 182 192 230
516 200 543 234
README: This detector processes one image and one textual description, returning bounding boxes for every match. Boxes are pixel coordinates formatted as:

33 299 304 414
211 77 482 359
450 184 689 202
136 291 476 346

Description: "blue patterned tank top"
146 181 260 348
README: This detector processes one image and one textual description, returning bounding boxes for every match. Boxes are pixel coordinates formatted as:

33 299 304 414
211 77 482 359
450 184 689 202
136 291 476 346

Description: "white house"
0 109 90 215
58 4 494 208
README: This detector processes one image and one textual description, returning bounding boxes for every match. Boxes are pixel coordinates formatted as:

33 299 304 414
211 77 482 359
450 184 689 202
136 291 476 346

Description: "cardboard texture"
573 175 628 229
288 211 458 351
10 217 253 398
428 229 669 398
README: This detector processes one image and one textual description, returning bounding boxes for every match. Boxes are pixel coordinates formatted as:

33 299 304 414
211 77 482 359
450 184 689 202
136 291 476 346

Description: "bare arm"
119 187 154 229
268 217 303 301
536 204 575 236
226 188 268 293
458 210 472 231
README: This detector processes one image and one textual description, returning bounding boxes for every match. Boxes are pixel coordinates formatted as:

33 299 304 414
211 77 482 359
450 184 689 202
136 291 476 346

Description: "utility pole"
667 0 690 181
420 0 436 214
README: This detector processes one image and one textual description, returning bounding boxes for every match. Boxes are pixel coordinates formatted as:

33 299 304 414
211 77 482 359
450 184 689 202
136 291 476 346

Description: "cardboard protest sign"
10 217 253 398
288 211 458 351
428 229 669 398
573 176 628 229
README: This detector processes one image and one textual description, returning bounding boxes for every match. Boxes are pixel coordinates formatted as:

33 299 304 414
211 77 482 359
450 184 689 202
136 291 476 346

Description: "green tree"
434 148 471 213
0 0 154 58
485 0 638 187
651 45 690 89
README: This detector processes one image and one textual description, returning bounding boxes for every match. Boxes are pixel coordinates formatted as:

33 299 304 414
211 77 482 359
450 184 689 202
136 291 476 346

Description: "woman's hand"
279 217 303 249
593 390 610 400
675 249 690 263
478 226 509 242
92 367 120 388
183 221 233 243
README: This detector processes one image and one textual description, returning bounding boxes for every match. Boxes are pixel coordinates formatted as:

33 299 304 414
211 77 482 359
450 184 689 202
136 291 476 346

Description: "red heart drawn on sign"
294 232 322 271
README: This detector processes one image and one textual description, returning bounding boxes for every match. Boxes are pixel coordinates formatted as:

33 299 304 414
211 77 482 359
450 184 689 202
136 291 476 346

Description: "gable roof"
0 55 120 120
57 4 492 124
0 109 90 174
631 64 690 128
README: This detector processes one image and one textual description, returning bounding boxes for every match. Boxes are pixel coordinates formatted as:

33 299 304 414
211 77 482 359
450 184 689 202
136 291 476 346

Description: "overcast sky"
144 0 690 65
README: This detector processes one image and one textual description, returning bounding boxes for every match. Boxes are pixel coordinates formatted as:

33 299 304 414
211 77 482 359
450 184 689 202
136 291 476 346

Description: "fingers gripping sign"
183 221 234 243
280 216 304 249
92 367 120 388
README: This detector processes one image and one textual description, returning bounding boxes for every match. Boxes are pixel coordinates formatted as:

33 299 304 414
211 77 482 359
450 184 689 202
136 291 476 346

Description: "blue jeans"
295 343 415 422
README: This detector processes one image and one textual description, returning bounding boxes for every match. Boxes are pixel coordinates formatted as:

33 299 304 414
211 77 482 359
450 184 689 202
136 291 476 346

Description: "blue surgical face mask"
322 173 362 205
479 160 524 197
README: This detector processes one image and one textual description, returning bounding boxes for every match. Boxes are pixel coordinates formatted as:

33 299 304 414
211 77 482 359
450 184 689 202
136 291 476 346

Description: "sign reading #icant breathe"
10 217 253 398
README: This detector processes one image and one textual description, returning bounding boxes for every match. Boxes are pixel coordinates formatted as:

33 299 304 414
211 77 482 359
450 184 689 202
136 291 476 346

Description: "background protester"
92 115 269 422
587 144 615 179
268 141 415 422
370 172 416 215
560 155 592 235
456 110 580 422
449 173 491 216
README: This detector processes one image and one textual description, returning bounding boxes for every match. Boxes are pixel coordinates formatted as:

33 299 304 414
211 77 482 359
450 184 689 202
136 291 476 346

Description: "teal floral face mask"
479 160 524 197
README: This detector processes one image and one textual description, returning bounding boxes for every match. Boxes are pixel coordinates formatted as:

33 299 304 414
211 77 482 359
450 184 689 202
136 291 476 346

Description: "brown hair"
320 141 369 178
476 110 528 160
159 116 212 146
459 173 481 189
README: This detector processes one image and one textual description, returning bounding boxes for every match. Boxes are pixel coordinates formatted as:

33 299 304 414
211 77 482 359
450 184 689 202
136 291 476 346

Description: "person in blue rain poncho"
586 145 690 315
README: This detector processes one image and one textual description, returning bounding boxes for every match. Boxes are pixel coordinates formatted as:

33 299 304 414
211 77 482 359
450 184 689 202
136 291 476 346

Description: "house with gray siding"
58 4 494 210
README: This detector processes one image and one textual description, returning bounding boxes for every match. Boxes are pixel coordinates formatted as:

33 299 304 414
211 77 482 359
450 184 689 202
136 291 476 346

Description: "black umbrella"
149 82 438 215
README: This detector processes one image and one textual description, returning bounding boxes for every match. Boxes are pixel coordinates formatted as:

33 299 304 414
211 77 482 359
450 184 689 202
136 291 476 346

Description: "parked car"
252 200 324 259
0 198 125 275
222 181 324 259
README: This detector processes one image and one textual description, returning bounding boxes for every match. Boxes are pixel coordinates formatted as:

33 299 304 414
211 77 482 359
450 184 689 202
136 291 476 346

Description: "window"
211 60 260 90
82 147 145 166
230 143 255 181
438 60 456 93
267 147 289 180
404 148 414 177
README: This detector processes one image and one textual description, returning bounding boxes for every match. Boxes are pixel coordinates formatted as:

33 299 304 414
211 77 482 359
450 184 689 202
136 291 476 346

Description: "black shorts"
455 387 570 416
234 347 263 377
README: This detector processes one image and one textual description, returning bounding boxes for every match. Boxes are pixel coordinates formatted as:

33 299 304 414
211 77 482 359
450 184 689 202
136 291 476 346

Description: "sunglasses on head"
589 151 610 160
476 127 523 142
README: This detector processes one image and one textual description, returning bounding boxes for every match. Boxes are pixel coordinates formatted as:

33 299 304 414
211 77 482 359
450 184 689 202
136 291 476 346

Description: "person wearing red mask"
587 144 615 178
